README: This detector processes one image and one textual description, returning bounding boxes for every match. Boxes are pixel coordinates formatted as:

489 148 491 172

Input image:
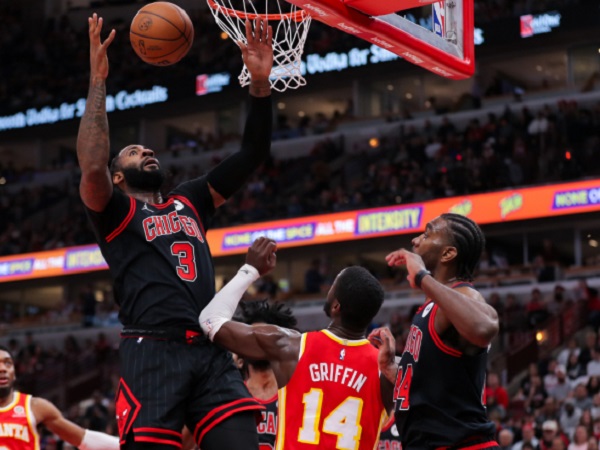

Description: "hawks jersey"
276 330 386 450
86 177 216 328
378 417 402 450
394 285 495 448
255 394 278 450
0 391 40 450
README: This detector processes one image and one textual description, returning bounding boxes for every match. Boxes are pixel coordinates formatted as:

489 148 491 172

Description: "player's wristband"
200 264 260 340
79 429 120 450
414 269 432 289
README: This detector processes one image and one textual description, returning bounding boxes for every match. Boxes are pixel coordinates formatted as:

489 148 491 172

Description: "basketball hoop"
207 0 312 91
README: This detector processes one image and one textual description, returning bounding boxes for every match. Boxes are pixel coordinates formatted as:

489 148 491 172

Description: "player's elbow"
470 316 499 348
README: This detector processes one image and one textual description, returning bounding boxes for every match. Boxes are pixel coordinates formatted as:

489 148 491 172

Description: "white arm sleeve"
200 264 260 341
78 429 120 450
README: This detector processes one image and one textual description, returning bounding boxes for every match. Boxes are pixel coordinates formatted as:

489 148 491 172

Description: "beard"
121 166 165 191
0 384 14 399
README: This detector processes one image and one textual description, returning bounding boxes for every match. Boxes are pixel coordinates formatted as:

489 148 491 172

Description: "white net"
207 0 312 92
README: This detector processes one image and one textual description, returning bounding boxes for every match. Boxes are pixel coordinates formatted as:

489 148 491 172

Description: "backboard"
283 0 475 79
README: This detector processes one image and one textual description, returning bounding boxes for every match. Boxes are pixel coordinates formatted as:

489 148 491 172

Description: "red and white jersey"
0 391 39 450
276 330 386 450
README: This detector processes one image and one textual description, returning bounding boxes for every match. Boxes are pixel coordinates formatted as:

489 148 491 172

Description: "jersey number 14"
393 364 413 410
298 388 364 450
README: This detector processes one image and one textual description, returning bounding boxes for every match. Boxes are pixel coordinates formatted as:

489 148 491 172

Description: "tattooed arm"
76 14 116 212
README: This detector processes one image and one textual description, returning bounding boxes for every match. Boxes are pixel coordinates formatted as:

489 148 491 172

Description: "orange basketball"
130 2 194 66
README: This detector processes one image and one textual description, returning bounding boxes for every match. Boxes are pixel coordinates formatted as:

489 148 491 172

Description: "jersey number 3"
394 364 413 410
298 388 363 450
171 242 197 282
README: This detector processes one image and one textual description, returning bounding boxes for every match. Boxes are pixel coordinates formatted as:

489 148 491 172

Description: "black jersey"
86 177 216 328
394 284 495 448
255 393 277 450
379 417 402 450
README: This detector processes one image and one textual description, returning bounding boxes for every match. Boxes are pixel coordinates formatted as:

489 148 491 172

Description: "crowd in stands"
0 0 591 116
1 96 599 257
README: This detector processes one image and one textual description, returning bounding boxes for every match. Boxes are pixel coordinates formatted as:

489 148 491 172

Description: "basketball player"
0 345 119 450
200 237 395 450
370 213 500 449
239 301 298 450
76 13 274 450
378 416 402 450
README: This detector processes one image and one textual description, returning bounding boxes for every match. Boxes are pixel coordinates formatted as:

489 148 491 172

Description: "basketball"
130 2 194 66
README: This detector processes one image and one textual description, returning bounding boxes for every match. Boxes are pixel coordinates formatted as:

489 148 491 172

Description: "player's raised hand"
88 13 116 80
246 237 277 276
368 327 398 384
239 18 273 82
385 249 427 289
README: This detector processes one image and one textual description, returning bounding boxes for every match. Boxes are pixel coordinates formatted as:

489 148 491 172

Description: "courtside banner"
2 179 600 282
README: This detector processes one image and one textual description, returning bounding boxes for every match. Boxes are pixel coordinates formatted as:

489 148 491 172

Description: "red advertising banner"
1 178 599 282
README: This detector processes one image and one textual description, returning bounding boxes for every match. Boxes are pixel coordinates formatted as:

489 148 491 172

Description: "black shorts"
115 327 263 448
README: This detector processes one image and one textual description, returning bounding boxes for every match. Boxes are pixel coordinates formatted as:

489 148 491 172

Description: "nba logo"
520 15 533 38
432 2 445 37
339 349 345 361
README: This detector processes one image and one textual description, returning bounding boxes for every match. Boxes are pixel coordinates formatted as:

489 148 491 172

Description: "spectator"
559 338 581 367
83 390 109 432
549 365 573 402
546 359 560 391
526 288 550 329
538 397 561 428
574 383 594 411
498 428 514 450
304 258 325 293
513 423 540 450
580 331 599 370
568 352 587 384
540 420 569 450
591 394 600 420
588 377 600 396
588 350 600 377
569 425 590 450
553 436 569 450
487 372 510 418
561 399 583 439
505 293 526 332
549 285 570 316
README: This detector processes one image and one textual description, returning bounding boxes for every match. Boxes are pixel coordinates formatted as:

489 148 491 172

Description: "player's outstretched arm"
206 18 273 208
32 397 119 450
76 13 116 212
386 249 499 348
200 238 299 363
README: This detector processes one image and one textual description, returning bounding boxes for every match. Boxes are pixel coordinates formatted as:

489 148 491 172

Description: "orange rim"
207 0 307 22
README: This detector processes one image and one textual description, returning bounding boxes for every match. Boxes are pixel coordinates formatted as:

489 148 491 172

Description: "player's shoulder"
453 282 485 302
30 396 60 420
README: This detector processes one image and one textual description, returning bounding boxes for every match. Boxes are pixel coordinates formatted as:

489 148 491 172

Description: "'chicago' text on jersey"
257 410 277 436
142 211 205 243
403 325 423 362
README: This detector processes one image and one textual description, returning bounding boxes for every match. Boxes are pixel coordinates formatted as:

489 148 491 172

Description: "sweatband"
79 429 120 450
206 95 272 199
200 264 260 340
